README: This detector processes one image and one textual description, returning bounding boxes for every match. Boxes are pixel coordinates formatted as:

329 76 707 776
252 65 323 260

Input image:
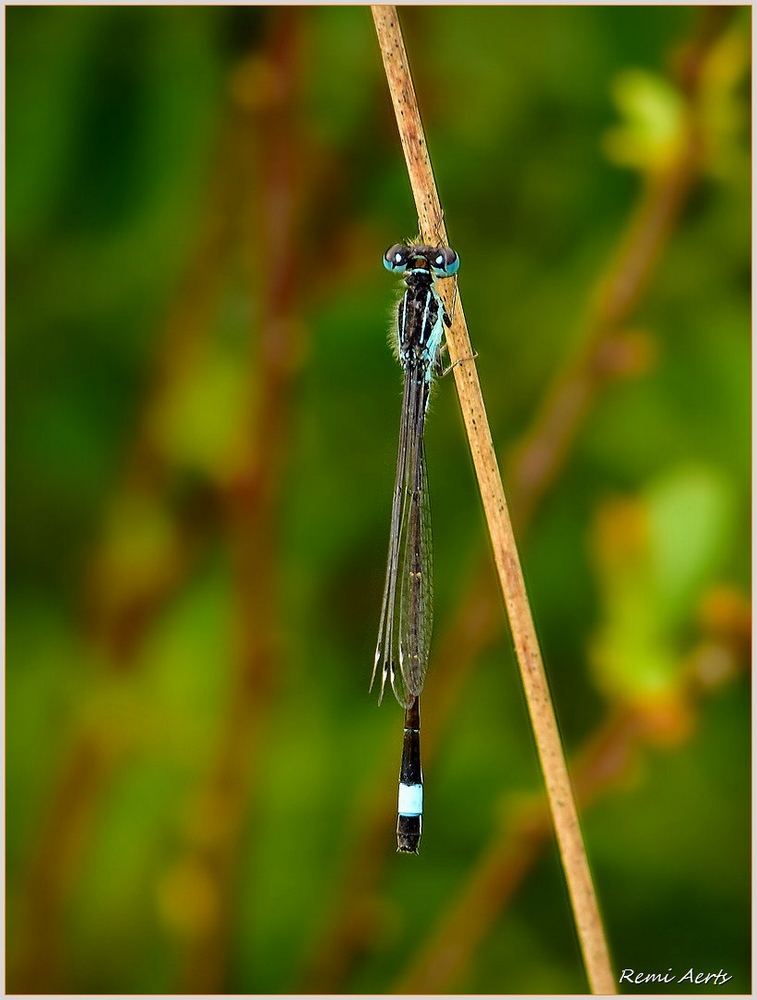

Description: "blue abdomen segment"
398 782 423 817
397 700 423 853
398 781 423 852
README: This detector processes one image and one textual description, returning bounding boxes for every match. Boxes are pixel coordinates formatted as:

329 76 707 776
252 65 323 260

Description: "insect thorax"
398 271 442 368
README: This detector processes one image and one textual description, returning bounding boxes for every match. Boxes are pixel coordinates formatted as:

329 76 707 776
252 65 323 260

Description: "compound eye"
430 247 460 277
383 244 409 272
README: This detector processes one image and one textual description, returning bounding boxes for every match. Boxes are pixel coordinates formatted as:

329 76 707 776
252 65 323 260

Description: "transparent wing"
372 366 431 708
398 432 433 700
372 370 412 704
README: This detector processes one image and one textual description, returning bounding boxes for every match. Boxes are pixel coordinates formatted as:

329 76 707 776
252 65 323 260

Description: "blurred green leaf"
590 465 736 702
603 68 686 172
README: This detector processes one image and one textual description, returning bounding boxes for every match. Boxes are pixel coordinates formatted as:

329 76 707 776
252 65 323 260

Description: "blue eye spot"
384 244 409 273
444 253 460 276
428 249 459 277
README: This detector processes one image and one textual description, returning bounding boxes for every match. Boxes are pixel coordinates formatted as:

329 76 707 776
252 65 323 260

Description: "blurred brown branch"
296 5 742 993
172 10 308 992
508 5 736 531
10 116 241 999
8 10 309 992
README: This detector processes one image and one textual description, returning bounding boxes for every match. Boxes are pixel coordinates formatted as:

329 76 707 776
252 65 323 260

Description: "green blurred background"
6 6 750 995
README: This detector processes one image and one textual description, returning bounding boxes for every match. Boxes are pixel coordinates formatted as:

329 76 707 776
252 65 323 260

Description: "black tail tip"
397 840 420 854
396 815 421 854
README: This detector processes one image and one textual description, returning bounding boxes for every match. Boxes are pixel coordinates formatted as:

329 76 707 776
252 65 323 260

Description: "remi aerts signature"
619 968 732 987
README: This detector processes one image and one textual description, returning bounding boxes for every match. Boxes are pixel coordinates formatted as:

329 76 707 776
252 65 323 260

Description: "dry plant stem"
396 619 751 993
300 8 737 993
372 7 615 995
395 726 626 995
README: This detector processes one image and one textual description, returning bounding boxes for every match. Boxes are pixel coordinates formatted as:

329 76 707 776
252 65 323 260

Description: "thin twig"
372 7 615 994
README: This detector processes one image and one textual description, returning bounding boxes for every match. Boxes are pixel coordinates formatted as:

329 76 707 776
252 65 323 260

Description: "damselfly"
371 241 460 854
